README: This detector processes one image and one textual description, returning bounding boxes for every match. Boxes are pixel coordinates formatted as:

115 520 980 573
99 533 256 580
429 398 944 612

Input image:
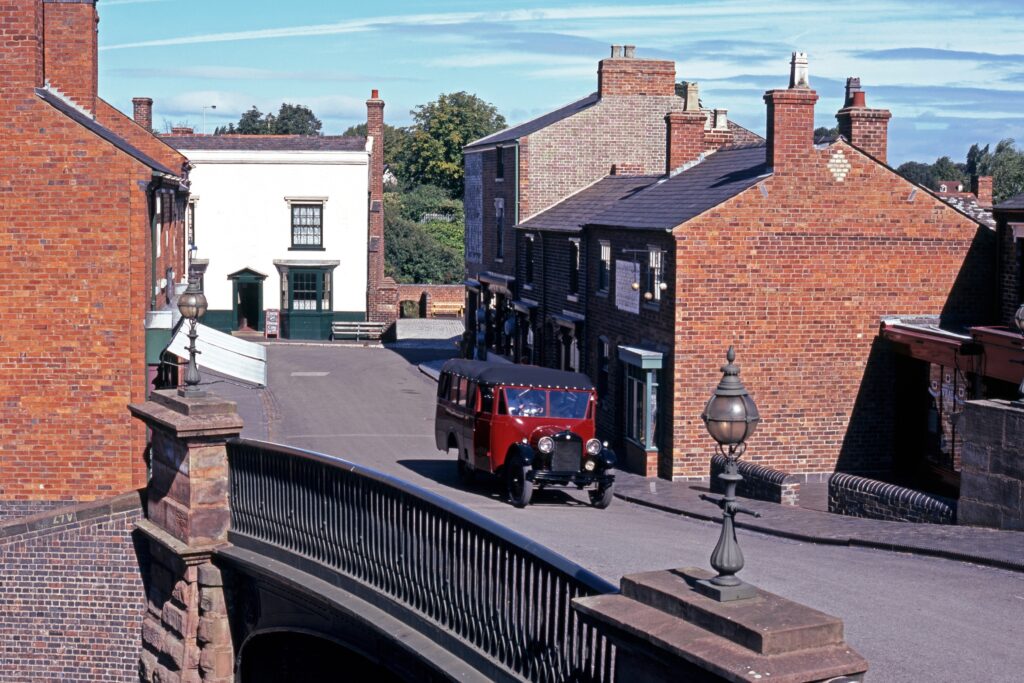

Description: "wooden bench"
429 301 464 318
331 320 388 341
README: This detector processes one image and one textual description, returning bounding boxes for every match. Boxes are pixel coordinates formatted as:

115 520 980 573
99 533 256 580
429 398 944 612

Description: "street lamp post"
176 275 208 398
697 346 761 601
202 104 217 135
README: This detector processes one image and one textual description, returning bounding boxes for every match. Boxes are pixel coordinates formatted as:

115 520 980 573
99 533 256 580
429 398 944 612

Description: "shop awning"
168 323 267 387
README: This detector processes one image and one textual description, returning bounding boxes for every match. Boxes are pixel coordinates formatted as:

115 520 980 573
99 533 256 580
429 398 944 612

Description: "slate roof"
465 93 600 150
518 175 658 232
589 144 771 230
937 194 995 229
162 134 366 152
35 88 177 177
995 192 1024 211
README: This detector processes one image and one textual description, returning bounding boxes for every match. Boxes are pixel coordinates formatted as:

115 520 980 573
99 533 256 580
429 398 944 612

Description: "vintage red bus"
435 359 616 508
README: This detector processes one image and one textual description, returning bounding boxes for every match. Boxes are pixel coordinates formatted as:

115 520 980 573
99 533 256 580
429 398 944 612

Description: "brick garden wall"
0 492 146 681
710 454 800 506
396 284 464 317
668 140 994 478
828 473 956 524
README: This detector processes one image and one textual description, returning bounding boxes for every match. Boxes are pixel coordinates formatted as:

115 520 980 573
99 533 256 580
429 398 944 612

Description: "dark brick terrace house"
479 52 995 483
0 0 189 517
461 45 759 359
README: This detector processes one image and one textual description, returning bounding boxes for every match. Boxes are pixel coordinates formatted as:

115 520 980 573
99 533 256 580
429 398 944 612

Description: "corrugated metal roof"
465 93 600 150
518 175 659 232
162 134 366 152
589 144 771 230
36 88 177 176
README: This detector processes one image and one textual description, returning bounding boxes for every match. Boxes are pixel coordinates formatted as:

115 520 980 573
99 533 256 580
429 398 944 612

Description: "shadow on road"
397 458 592 507
384 345 458 369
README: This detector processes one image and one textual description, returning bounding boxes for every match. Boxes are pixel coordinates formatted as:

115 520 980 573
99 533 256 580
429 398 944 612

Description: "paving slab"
614 471 1024 573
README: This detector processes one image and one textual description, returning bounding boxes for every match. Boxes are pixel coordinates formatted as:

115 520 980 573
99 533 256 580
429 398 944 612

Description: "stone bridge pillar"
130 390 243 683
574 567 868 682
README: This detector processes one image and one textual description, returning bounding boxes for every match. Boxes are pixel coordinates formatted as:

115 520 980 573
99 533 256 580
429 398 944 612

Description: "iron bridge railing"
226 438 617 682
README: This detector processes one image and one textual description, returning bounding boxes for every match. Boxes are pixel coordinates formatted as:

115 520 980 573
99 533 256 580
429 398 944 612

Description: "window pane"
292 271 319 310
505 388 546 417
549 390 589 419
292 204 323 247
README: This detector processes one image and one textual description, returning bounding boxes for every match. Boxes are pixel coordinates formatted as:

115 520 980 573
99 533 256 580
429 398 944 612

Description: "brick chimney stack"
132 97 153 131
0 1 45 98
366 89 387 322
972 175 993 208
764 51 819 172
42 0 99 114
835 76 892 162
598 45 676 98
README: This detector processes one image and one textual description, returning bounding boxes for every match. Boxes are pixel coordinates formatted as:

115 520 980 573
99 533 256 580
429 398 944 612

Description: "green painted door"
286 269 331 340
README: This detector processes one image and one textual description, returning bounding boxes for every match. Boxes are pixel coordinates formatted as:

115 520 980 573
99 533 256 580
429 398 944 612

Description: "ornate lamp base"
694 577 758 602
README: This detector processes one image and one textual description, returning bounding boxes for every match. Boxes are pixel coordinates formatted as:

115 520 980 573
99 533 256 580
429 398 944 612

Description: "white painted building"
163 134 372 339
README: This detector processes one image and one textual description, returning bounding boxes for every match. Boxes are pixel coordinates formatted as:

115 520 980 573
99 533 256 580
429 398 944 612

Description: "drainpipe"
148 181 159 311
513 141 520 226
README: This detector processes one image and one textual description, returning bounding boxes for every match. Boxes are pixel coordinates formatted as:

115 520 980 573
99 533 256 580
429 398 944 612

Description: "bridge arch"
237 628 400 683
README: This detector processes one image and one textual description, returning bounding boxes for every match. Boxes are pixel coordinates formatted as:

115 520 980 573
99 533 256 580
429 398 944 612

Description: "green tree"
384 213 462 284
930 156 968 186
343 122 410 171
895 161 936 188
968 139 1024 203
400 92 506 197
235 106 269 134
274 103 322 135
221 103 322 136
814 126 839 142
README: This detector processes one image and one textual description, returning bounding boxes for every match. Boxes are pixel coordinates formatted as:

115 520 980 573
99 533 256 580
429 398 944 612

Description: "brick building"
461 45 759 358
487 52 995 481
0 0 189 515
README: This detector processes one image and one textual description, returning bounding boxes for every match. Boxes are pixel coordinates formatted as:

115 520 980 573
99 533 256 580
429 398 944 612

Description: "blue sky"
96 0 1024 165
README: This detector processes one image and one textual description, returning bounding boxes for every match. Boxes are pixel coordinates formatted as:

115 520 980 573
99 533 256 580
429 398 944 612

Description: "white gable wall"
183 149 369 317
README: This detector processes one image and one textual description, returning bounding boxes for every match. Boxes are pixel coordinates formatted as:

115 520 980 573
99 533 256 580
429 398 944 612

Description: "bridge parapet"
130 390 242 683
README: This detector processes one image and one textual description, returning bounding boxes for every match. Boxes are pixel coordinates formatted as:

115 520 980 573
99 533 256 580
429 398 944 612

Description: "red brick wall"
42 0 98 113
668 141 993 478
0 492 145 681
96 98 187 175
366 93 395 322
0 0 180 503
396 284 464 316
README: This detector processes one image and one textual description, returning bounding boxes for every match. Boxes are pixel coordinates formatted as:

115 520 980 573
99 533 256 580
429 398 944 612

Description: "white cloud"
426 51 594 69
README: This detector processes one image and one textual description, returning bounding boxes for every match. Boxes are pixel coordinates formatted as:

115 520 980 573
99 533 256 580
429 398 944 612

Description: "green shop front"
274 259 341 340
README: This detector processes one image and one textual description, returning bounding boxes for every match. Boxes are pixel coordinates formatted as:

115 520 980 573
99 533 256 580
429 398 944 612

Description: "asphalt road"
219 343 1024 682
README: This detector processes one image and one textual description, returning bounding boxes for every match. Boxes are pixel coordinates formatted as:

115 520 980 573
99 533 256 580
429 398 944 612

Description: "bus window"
456 377 469 407
438 372 450 399
479 385 494 413
448 375 459 402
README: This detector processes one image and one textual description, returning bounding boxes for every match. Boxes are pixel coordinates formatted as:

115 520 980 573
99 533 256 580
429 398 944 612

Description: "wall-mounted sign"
615 260 640 314
264 309 280 338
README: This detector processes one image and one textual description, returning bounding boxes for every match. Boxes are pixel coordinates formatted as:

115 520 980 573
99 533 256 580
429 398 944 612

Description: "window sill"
495 178 504 183
494 257 504 263
522 284 533 291
289 246 326 252
625 436 658 452
566 295 579 303
596 289 608 298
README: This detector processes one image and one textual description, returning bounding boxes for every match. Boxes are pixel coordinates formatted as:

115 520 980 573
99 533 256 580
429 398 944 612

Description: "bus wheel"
506 458 533 508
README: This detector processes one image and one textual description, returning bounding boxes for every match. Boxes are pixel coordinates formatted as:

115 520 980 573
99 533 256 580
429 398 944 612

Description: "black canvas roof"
36 88 177 177
441 359 594 391
465 93 600 150
163 135 365 152
589 144 771 230
518 175 658 232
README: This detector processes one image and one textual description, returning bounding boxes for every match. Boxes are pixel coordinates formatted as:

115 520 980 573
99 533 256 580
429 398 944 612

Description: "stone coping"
0 490 144 539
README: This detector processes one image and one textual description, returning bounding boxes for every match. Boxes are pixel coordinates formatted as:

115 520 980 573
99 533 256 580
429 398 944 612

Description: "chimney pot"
610 45 623 58
714 109 729 130
371 88 379 99
623 45 636 58
851 90 866 107
682 81 700 111
171 126 194 135
844 77 863 107
789 51 810 89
